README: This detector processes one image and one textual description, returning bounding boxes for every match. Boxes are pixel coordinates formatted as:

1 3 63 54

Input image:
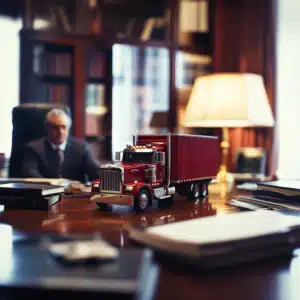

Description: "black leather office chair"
8 103 71 178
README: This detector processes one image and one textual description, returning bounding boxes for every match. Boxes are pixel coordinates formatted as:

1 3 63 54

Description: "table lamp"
182 73 275 189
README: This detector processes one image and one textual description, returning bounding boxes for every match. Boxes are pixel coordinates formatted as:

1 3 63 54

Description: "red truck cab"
91 134 219 211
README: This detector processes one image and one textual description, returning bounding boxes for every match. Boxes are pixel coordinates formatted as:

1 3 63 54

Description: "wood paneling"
213 0 276 176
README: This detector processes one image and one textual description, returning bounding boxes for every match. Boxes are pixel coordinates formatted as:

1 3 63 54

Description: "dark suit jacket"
22 137 100 182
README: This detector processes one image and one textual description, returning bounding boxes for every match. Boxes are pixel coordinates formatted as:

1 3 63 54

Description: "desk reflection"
0 192 231 248
40 196 218 247
0 190 299 300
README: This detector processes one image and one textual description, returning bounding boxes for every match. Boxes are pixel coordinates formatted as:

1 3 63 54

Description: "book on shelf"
88 51 105 79
127 210 300 268
0 182 64 210
36 51 72 77
40 84 70 105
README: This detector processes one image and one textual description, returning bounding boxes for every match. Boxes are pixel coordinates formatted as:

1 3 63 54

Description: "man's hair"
45 108 72 127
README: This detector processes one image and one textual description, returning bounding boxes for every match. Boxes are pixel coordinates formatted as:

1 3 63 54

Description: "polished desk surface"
0 189 299 300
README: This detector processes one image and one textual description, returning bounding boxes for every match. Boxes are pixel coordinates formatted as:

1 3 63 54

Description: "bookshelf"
19 30 113 160
19 0 213 160
32 43 73 106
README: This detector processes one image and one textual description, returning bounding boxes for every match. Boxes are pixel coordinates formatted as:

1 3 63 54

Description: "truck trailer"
90 133 220 211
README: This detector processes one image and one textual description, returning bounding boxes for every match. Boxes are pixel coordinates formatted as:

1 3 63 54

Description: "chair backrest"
235 147 266 176
8 103 71 178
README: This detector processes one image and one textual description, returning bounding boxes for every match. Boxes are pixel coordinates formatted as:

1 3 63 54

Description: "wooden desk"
0 192 297 300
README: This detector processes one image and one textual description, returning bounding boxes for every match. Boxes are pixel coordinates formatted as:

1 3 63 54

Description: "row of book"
33 51 72 77
33 48 106 79
39 84 70 105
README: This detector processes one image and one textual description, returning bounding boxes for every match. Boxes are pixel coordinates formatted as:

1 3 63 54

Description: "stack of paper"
231 180 300 211
127 210 300 268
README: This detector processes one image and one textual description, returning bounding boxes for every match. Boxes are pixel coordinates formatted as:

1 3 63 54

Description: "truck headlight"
124 185 134 191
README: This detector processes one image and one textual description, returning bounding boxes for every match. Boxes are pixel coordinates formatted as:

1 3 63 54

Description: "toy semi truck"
90 134 219 211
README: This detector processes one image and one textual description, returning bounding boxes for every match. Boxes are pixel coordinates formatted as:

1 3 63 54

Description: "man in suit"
22 108 100 182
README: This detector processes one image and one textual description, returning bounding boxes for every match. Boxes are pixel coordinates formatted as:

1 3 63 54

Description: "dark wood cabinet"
212 0 276 174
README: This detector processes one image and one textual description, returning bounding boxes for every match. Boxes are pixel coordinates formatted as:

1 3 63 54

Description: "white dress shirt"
49 140 67 152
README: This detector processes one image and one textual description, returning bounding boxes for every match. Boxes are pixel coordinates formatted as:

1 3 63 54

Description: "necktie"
56 148 64 178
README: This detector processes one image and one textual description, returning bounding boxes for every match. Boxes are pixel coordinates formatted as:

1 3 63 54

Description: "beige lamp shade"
183 73 275 128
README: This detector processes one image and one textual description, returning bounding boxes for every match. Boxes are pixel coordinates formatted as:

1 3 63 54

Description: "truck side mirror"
115 151 123 162
160 152 165 165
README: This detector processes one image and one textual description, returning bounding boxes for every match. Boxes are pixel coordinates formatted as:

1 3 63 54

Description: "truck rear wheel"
187 183 201 200
134 189 150 212
201 183 208 197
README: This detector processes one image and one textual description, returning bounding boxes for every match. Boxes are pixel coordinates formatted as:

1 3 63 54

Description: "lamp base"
209 165 234 198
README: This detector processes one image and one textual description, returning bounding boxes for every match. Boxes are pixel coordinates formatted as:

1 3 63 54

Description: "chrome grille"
100 169 122 193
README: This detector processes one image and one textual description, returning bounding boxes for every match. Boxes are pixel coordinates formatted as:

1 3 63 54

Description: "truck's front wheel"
134 189 150 212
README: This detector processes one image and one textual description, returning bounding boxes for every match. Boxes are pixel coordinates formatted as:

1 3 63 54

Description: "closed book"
234 195 300 211
0 236 159 300
229 198 266 211
0 182 64 210
257 180 300 197
0 182 64 196
127 210 300 268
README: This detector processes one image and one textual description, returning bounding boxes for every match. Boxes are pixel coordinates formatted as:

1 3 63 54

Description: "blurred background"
0 0 295 180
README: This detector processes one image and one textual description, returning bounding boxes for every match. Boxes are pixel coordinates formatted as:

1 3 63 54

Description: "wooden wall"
212 0 277 175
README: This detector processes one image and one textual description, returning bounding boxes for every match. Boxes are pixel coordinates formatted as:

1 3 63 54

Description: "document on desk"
232 195 300 211
127 210 300 268
229 198 268 211
257 180 300 196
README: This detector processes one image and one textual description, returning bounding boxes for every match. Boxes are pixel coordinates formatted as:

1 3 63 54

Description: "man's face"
47 115 70 146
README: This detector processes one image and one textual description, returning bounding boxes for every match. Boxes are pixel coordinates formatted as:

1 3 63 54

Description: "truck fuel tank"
145 165 156 183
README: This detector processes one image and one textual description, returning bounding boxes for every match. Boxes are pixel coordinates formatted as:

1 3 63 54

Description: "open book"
127 210 300 268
